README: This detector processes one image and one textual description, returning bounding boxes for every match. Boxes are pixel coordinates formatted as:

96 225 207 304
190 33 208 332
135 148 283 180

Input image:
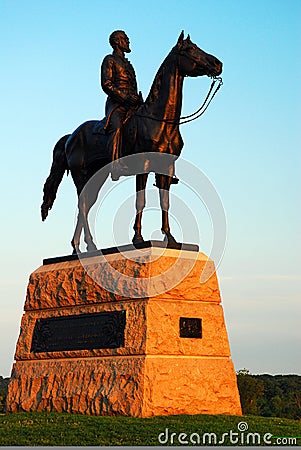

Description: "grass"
0 412 300 446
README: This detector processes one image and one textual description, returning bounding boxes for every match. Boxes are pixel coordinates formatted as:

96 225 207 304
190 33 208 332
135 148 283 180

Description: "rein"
135 76 223 126
179 76 223 124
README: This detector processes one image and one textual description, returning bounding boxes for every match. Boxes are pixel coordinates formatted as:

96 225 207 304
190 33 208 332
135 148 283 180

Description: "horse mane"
145 46 177 106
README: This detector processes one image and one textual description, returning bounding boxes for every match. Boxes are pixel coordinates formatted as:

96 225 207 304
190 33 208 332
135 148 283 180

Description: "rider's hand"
126 94 140 106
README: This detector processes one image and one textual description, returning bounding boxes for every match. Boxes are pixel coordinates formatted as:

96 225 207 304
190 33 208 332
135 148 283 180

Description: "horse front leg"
133 173 148 244
157 174 178 245
81 169 109 252
82 210 98 253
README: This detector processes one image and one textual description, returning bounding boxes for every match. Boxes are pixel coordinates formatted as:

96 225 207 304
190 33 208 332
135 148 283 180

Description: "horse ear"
177 30 184 46
187 34 191 41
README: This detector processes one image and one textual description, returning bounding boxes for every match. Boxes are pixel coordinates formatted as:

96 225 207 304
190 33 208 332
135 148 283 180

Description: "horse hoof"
71 240 81 255
162 231 178 246
132 233 144 245
87 243 97 253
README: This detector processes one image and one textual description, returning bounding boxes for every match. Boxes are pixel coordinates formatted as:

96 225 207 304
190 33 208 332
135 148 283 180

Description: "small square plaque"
180 317 202 338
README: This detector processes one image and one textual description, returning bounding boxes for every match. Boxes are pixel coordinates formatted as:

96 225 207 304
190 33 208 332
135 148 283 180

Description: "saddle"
92 118 107 135
92 108 134 136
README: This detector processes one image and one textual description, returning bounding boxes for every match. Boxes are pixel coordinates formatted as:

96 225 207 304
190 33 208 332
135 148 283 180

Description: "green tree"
237 369 264 414
271 395 283 417
0 376 10 413
237 371 301 419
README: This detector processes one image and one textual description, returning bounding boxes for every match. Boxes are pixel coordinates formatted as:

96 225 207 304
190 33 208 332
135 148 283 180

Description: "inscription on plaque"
180 317 202 338
31 310 126 353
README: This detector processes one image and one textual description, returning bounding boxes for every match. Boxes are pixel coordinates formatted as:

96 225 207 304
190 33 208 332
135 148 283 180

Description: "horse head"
176 31 222 78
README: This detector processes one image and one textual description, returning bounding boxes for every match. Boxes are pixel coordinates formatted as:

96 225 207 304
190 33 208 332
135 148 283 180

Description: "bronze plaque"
180 317 202 338
31 311 126 353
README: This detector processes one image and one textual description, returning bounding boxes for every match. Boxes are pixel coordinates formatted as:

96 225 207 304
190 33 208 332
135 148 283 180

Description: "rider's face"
117 34 131 53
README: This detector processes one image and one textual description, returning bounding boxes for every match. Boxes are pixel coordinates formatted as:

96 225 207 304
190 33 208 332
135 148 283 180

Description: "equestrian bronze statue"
41 31 223 254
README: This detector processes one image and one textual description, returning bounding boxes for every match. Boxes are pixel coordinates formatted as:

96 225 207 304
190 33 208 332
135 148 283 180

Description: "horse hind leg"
71 211 83 254
71 196 97 254
69 168 96 254
71 190 97 253
80 196 98 253
78 168 109 252
69 169 85 253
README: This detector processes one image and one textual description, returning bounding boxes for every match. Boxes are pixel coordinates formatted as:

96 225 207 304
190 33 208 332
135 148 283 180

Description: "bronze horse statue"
41 32 222 253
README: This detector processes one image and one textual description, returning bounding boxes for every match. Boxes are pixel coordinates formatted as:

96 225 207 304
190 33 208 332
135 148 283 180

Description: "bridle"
135 75 223 126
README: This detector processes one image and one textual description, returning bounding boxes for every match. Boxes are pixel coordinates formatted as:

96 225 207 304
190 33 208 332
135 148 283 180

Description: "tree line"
237 369 301 420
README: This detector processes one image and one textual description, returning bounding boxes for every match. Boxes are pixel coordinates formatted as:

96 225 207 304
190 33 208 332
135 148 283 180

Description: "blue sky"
0 0 300 377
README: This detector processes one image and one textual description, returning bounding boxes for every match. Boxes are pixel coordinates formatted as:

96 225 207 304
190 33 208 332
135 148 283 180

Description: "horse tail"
41 134 70 221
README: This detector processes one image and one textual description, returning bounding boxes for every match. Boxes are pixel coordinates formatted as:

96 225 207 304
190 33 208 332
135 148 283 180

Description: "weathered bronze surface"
41 31 222 253
180 317 202 338
101 30 143 175
31 311 126 352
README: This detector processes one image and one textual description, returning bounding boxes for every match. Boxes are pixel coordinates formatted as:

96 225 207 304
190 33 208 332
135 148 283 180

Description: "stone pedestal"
6 244 242 416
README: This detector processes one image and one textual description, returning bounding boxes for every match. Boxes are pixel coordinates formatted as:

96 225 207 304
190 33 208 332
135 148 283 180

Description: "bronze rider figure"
101 30 143 180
